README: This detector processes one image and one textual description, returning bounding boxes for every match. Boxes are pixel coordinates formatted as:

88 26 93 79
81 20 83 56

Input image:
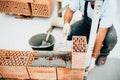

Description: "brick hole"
34 57 39 60
14 7 17 8
23 8 26 9
43 8 47 11
6 6 9 8
6 57 10 59
20 57 24 60
0 62 2 65
34 9 37 10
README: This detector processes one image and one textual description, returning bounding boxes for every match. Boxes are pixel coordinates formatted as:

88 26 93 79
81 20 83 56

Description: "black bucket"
29 33 55 50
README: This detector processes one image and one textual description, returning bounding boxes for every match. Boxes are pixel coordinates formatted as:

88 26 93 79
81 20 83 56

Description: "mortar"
29 33 55 50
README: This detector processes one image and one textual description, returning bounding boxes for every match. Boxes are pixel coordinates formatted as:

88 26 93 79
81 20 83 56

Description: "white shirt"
69 0 115 28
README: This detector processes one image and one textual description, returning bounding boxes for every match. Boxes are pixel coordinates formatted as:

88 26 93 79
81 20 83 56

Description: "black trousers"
67 17 117 56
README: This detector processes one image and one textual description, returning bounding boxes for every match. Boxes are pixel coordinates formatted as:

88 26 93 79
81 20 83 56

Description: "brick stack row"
0 0 55 17
0 36 87 80
0 49 32 79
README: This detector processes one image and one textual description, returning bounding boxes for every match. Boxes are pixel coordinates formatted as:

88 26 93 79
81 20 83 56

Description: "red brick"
27 67 57 80
72 36 87 69
72 53 86 69
0 49 31 79
0 1 12 13
0 66 29 79
8 1 31 16
57 68 85 80
72 36 87 53
27 54 57 80
31 0 55 17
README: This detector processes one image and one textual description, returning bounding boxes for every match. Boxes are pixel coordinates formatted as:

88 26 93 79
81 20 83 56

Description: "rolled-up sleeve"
100 0 114 28
69 0 80 11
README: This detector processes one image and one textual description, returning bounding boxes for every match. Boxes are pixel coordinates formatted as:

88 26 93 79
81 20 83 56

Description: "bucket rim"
28 33 55 48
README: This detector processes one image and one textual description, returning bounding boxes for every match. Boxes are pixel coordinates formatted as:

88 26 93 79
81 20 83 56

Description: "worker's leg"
67 17 92 42
96 26 117 65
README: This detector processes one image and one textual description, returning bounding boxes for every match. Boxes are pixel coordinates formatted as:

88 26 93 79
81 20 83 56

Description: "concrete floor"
0 0 120 79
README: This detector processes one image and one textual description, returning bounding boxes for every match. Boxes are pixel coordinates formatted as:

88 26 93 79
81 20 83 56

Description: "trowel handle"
46 31 51 42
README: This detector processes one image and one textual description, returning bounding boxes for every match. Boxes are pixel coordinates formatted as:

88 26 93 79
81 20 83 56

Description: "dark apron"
67 1 117 56
67 1 92 43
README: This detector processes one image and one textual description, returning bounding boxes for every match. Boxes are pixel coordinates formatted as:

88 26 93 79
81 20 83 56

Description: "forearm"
92 28 108 58
64 7 74 24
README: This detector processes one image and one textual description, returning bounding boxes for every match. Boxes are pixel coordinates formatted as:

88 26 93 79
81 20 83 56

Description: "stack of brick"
0 36 87 80
31 0 55 17
0 0 55 17
0 49 32 79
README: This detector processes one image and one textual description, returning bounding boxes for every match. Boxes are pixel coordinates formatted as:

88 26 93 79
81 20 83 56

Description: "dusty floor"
0 0 120 79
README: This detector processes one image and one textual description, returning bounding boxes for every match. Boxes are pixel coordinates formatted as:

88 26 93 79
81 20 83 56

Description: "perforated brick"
27 67 56 80
0 1 12 13
28 57 56 80
27 51 72 80
72 36 87 53
57 68 85 80
72 36 87 69
72 53 86 69
0 49 30 57
27 52 57 80
8 0 31 16
0 49 31 79
31 0 55 17
0 0 32 15
5 78 25 80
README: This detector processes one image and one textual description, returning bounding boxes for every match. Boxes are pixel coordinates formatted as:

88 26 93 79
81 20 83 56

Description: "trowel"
41 31 51 46
41 26 54 46
45 30 51 42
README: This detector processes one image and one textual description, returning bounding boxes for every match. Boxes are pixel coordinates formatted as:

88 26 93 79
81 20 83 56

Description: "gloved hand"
62 23 71 38
87 57 96 72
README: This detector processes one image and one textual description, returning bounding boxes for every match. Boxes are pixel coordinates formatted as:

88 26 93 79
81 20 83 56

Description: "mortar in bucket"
29 33 55 50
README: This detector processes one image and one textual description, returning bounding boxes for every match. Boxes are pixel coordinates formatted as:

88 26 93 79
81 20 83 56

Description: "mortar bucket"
29 33 55 50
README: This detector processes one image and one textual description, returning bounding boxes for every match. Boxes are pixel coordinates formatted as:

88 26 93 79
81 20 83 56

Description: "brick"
31 0 55 17
72 53 86 69
8 1 31 16
0 49 31 79
5 78 25 80
0 66 29 79
57 68 85 80
0 1 12 13
27 67 56 80
72 36 87 53
9 0 32 3
27 54 57 80
72 36 87 69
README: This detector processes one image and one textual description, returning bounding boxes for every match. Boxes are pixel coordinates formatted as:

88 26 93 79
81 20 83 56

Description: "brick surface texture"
0 0 55 17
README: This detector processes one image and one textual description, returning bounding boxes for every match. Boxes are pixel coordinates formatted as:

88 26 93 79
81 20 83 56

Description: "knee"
106 33 118 51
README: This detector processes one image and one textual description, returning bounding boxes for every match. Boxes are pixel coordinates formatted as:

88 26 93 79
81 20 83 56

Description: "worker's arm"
87 27 108 71
64 7 74 23
92 28 108 58
62 7 74 37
